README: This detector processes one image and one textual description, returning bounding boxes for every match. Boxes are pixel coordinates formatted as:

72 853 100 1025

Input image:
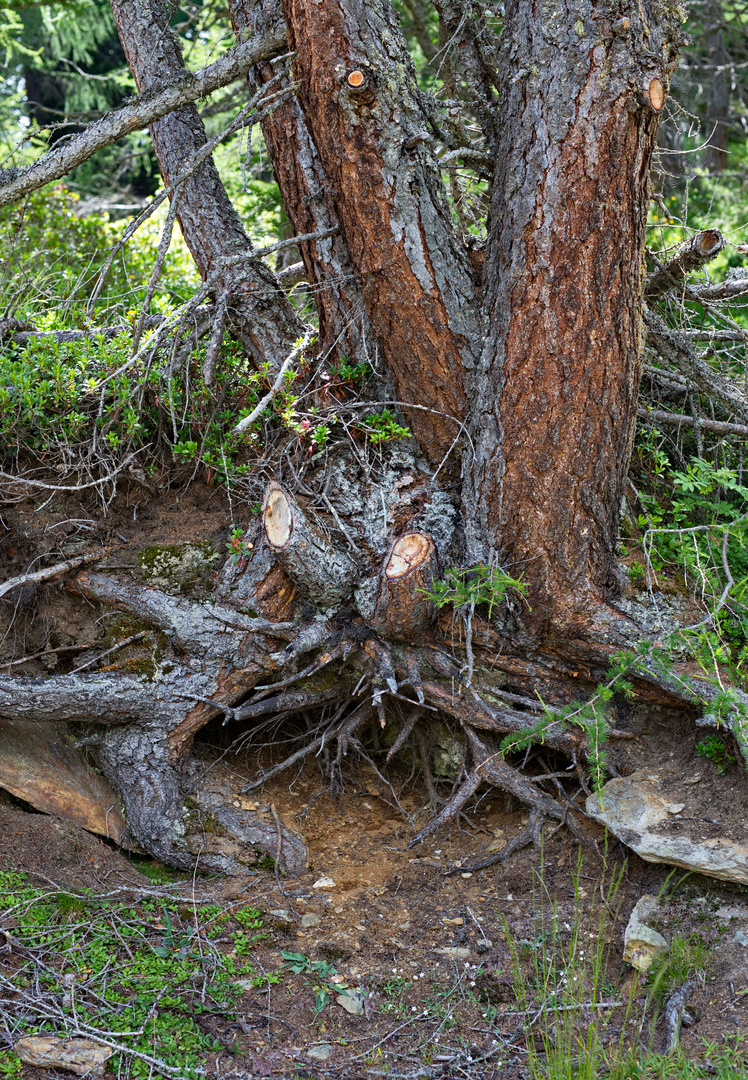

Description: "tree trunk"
228 0 382 375
463 0 681 638
108 0 306 369
271 0 484 468
6 0 732 882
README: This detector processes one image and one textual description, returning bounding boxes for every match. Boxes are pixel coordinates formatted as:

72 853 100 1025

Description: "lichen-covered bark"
279 0 483 467
109 0 305 368
464 0 683 637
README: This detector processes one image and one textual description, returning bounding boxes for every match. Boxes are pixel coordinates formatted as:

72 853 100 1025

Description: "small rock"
300 913 321 928
307 1044 333 1061
270 909 293 922
623 895 668 973
313 876 336 889
443 917 464 925
734 930 748 947
436 946 470 960
15 1037 112 1077
336 990 366 1015
461 872 473 879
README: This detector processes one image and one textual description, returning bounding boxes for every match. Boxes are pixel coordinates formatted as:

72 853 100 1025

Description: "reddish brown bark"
228 0 380 373
464 0 683 638
274 0 481 467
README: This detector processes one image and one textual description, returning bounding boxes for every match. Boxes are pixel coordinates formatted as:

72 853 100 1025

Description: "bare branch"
637 406 748 437
644 309 748 425
0 551 104 600
231 328 314 436
0 26 287 208
645 229 725 299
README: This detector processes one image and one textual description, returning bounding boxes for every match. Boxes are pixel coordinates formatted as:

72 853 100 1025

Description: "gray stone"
587 770 748 886
300 913 320 928
734 930 748 947
15 1037 112 1077
307 1044 334 1061
336 990 366 1015
623 895 668 973
436 947 471 960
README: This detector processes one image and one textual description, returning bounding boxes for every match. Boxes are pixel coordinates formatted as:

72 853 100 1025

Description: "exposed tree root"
2 489 744 877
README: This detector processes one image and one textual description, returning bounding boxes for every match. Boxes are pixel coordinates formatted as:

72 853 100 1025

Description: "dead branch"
1 311 213 347
88 70 296 314
662 975 702 1054
643 309 748 425
0 551 104 600
638 406 748 437
0 26 287 208
645 230 725 299
232 330 315 437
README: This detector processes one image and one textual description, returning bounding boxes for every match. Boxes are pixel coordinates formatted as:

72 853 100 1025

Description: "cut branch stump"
262 482 360 607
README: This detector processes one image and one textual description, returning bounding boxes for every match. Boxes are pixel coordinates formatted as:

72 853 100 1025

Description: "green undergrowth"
0 868 278 1078
504 858 745 1080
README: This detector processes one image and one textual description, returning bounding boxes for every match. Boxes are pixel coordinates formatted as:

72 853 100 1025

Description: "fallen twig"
69 631 149 674
662 975 702 1054
0 551 104 600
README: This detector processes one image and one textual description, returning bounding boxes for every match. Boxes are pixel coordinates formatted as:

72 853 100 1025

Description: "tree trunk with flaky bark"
5 0 726 878
463 0 679 642
109 0 305 369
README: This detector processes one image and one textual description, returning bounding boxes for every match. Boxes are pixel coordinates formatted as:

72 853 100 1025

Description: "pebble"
436 947 470 960
461 872 473 879
442 917 464 926
269 909 293 922
734 930 748 947
306 1044 333 1061
300 913 321 928
313 876 336 889
336 990 366 1015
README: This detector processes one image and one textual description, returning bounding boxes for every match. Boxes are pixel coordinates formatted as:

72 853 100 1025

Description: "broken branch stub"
648 77 665 112
371 532 438 641
262 482 360 608
646 229 726 299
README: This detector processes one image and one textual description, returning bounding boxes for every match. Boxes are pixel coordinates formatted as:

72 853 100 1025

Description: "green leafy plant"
425 564 529 619
360 408 411 444
280 951 347 1013
0 1053 22 1080
328 354 372 384
151 905 199 960
696 733 736 775
226 527 254 564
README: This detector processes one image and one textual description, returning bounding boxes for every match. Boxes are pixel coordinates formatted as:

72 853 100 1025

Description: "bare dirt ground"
2 748 748 1080
3 484 748 1077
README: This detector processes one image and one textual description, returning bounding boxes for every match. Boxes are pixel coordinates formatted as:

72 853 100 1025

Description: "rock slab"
15 1036 112 1077
623 895 668 973
586 770 748 886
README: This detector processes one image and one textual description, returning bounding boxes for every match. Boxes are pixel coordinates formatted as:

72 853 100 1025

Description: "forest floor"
2 485 748 1078
2 750 748 1080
